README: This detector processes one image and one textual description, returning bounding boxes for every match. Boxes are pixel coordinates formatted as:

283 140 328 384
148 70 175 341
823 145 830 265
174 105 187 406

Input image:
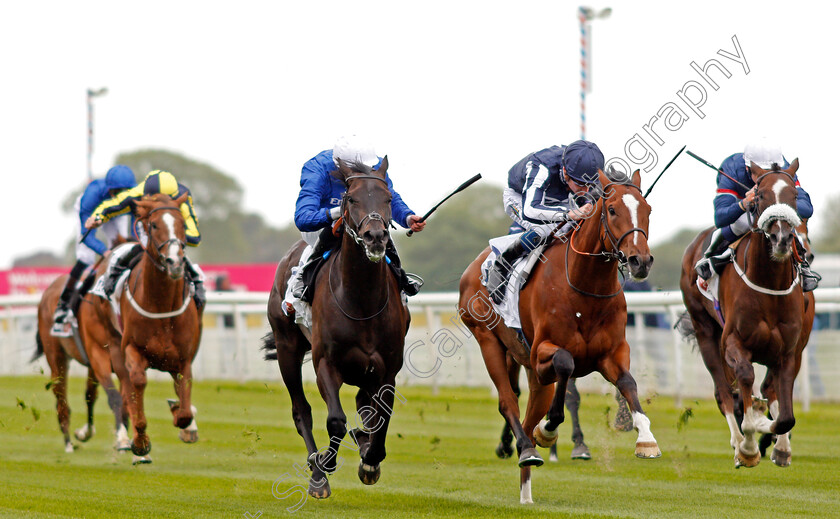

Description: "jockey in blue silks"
486 140 604 303
694 140 820 292
52 165 136 332
283 135 426 317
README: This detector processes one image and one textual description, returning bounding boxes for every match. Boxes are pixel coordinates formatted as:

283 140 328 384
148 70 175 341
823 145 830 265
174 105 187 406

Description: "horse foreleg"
171 363 198 443
476 331 539 467
357 379 402 486
308 360 346 498
565 379 591 460
89 343 129 451
534 348 573 447
600 341 661 459
74 369 98 442
724 335 760 468
767 358 799 467
519 368 554 505
124 346 151 460
496 356 520 459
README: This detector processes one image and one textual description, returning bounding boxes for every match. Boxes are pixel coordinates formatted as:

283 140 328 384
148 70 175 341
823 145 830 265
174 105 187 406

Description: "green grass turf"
1 374 838 518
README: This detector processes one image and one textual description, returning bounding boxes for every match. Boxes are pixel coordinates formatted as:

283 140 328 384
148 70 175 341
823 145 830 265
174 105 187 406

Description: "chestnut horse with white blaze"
104 192 203 464
679 160 812 468
459 168 661 504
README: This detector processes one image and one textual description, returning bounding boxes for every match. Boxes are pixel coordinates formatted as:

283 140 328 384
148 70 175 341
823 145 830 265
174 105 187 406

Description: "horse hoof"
115 439 132 451
495 442 514 459
74 425 95 442
518 448 544 468
635 441 662 459
771 448 791 467
308 479 331 499
167 398 178 411
131 438 151 457
571 443 592 460
734 450 760 468
64 442 76 453
179 428 199 443
358 462 381 485
533 420 558 448
132 455 152 465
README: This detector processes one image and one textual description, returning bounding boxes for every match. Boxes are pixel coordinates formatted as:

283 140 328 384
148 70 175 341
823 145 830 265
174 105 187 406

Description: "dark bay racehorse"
679 160 812 468
35 265 130 452
459 168 660 504
103 193 203 464
264 158 410 499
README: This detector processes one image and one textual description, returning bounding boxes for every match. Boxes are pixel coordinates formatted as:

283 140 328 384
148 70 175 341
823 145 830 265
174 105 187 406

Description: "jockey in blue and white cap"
283 135 426 319
488 140 605 303
52 165 137 332
694 138 819 291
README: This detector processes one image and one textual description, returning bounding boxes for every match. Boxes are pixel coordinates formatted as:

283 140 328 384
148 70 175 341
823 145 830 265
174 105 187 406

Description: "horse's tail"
674 311 696 344
261 332 278 361
31 330 45 363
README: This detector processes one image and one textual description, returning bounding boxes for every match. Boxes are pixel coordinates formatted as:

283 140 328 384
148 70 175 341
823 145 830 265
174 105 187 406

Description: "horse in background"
459 168 660 504
679 160 811 468
34 264 130 453
264 158 410 499
101 192 203 464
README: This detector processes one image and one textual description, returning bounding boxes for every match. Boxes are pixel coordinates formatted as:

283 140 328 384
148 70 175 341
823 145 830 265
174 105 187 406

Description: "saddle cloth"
91 243 136 333
480 234 545 329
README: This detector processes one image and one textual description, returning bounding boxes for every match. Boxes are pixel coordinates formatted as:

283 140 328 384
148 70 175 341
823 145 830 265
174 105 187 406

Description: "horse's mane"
769 162 782 172
141 193 176 204
604 167 630 184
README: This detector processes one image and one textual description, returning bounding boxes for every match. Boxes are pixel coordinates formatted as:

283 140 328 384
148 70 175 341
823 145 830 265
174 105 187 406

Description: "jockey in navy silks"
486 140 604 303
694 140 820 292
282 135 426 317
52 165 137 333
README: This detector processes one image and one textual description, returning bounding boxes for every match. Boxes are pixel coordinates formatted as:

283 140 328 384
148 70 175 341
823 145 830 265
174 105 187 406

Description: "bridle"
566 181 648 298
139 205 186 272
748 170 799 237
340 174 393 248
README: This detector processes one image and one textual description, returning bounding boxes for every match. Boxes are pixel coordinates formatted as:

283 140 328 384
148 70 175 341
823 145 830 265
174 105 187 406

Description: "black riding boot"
53 261 87 325
486 239 527 305
184 257 206 309
695 228 731 280
795 240 821 292
103 244 142 299
385 239 423 297
297 228 341 303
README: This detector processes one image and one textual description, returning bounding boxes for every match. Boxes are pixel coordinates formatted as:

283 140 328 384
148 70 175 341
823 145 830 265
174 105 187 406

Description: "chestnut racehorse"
34 264 131 453
264 158 410 499
459 168 660 504
679 160 812 468
103 193 203 464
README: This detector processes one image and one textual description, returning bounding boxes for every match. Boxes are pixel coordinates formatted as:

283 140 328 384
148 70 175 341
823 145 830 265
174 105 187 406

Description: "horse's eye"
347 197 356 204
151 223 157 230
608 206 616 215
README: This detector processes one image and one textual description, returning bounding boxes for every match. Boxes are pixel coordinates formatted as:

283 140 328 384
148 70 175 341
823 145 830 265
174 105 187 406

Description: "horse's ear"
597 168 609 186
133 199 153 220
173 192 189 207
376 155 389 176
749 161 767 179
631 169 642 188
786 158 799 176
330 159 353 183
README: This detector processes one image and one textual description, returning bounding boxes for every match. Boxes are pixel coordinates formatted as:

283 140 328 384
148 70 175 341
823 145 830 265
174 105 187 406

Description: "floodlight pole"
578 7 611 141
87 87 108 181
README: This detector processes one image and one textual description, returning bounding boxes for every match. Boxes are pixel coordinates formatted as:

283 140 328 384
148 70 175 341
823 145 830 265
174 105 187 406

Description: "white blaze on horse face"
772 178 787 203
162 213 181 263
622 194 640 245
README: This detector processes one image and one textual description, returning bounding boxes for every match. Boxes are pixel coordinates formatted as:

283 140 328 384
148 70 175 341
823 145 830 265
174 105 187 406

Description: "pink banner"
0 263 279 295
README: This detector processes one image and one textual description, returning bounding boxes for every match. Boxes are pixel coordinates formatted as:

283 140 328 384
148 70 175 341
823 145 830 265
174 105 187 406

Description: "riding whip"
643 145 685 198
686 150 752 191
406 173 483 236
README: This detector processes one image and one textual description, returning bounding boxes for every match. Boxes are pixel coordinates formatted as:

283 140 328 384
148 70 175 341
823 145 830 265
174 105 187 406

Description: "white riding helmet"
743 139 784 170
332 134 379 168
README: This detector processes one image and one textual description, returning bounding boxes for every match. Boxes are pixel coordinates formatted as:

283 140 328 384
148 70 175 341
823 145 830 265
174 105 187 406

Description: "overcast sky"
1 0 837 269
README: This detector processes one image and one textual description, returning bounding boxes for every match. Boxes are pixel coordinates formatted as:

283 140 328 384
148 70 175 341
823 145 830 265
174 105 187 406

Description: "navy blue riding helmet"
562 140 605 185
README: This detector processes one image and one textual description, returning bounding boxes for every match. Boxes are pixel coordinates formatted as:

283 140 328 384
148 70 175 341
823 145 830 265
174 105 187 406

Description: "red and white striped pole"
577 7 610 142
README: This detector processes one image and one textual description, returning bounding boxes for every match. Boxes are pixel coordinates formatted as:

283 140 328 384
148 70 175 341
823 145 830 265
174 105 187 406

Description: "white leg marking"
520 476 533 504
769 400 779 419
725 413 744 450
622 194 640 245
632 412 656 443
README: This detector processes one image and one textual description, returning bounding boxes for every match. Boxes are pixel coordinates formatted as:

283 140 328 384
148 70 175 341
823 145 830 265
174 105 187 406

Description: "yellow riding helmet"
143 170 180 197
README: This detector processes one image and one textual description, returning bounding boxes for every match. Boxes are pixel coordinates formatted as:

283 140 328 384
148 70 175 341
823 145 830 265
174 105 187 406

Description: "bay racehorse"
459 168 660 504
264 157 410 499
679 160 812 468
103 192 203 464
34 263 131 452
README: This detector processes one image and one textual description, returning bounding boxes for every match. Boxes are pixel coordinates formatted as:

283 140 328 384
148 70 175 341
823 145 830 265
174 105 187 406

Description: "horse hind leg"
169 364 198 443
566 379 591 460
496 357 520 459
768 400 791 467
47 348 73 453
74 369 98 442
724 337 760 468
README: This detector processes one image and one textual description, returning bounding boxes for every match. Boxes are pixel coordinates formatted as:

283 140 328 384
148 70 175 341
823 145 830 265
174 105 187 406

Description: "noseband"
141 206 186 272
749 170 800 237
341 175 392 248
